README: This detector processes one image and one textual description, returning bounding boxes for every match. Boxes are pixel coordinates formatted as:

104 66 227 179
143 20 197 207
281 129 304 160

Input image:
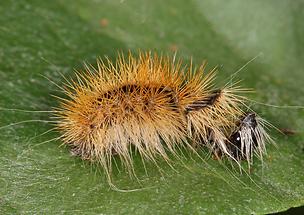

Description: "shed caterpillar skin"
55 51 271 178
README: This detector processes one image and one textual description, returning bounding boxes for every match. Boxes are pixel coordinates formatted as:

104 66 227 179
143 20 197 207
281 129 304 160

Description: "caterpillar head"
228 112 267 163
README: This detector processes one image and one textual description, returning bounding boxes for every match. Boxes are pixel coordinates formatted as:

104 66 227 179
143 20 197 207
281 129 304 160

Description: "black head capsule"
228 112 265 161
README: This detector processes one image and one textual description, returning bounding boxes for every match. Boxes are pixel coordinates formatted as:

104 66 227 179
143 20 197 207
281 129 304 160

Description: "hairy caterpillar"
54 51 272 180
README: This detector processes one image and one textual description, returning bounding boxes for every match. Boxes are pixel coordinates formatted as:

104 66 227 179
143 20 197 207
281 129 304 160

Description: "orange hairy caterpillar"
54 51 272 179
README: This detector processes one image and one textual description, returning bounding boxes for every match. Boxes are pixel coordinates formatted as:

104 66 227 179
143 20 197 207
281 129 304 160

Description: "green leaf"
1 0 303 214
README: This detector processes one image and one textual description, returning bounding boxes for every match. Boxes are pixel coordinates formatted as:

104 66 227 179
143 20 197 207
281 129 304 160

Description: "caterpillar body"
55 52 271 178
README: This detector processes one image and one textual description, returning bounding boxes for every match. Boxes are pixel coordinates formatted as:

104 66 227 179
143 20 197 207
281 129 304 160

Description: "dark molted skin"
228 112 258 159
185 89 221 112
184 89 222 148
